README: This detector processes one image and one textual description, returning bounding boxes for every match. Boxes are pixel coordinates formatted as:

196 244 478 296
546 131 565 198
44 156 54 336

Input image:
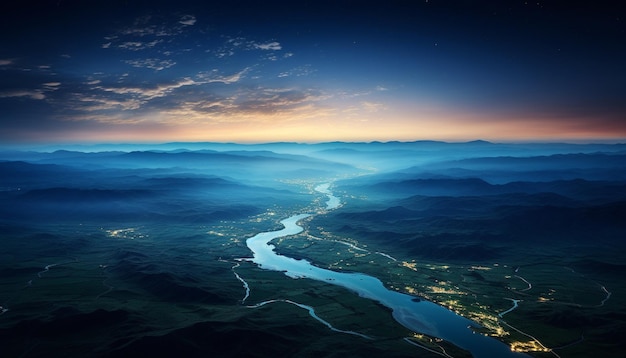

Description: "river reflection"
245 184 527 357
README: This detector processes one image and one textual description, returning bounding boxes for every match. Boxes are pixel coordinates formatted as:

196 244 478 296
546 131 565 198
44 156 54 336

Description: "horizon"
3 138 626 153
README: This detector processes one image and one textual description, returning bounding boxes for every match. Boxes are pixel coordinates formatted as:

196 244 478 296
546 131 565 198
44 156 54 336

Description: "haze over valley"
1 140 625 357
2 1 625 356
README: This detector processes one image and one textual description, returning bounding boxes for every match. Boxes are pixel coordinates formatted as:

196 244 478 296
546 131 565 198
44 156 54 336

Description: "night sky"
1 0 625 144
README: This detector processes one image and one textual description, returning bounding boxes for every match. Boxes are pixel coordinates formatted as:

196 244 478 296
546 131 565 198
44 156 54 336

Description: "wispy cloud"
179 15 196 26
71 68 249 118
75 95 143 112
0 81 61 100
361 101 386 112
96 77 199 100
278 65 314 78
125 58 177 71
43 82 62 90
102 13 196 52
164 87 331 123
254 41 281 50
0 90 45 100
0 10 316 135
212 37 246 58
94 68 247 99
118 39 163 51
233 87 327 114
212 37 285 58
119 15 159 37
69 76 337 129
197 68 250 84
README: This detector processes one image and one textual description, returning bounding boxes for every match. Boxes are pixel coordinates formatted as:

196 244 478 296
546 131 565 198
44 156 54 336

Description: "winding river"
245 183 527 358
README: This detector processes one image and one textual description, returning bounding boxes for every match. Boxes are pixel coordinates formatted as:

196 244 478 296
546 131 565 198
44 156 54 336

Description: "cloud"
119 16 160 37
361 101 386 112
213 49 235 58
76 95 143 112
103 13 197 52
0 59 13 66
118 39 162 51
254 41 281 50
179 15 196 26
0 82 61 103
124 58 177 71
277 65 314 78
190 87 330 118
212 37 286 58
0 90 45 100
96 77 199 100
212 36 246 58
197 68 249 84
94 68 247 100
99 84 333 127
162 88 337 128
43 82 62 91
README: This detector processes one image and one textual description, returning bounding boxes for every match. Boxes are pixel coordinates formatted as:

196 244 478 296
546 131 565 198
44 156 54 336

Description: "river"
245 183 527 358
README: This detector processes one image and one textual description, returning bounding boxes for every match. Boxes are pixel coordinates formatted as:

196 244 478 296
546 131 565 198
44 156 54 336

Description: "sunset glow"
1 1 624 145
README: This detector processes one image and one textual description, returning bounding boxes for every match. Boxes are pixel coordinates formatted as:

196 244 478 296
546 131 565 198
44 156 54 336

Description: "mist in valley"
1 141 625 357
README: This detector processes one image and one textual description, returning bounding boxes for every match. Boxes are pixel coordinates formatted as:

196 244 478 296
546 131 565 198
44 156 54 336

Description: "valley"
1 141 625 357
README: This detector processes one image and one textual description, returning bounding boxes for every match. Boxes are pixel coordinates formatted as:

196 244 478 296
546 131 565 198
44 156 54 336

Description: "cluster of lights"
401 261 418 271
467 311 509 337
510 340 551 353
401 261 451 272
426 263 451 271
427 285 465 295
441 299 461 311
236 203 555 354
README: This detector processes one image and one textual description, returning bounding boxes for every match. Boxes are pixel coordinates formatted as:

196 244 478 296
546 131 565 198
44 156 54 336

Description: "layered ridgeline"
0 147 361 357
0 149 356 223
1 141 625 357
304 141 626 357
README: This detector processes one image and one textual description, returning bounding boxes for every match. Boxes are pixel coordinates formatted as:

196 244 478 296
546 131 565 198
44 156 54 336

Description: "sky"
1 0 625 144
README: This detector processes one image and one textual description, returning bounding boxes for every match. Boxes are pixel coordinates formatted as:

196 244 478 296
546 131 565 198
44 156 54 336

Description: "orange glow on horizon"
34 102 626 145
50 119 626 145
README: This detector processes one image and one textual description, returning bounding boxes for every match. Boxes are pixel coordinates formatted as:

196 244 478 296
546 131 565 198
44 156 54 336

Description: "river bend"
245 183 527 358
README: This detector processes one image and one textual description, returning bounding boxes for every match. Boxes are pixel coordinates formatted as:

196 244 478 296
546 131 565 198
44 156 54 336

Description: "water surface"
246 184 526 357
